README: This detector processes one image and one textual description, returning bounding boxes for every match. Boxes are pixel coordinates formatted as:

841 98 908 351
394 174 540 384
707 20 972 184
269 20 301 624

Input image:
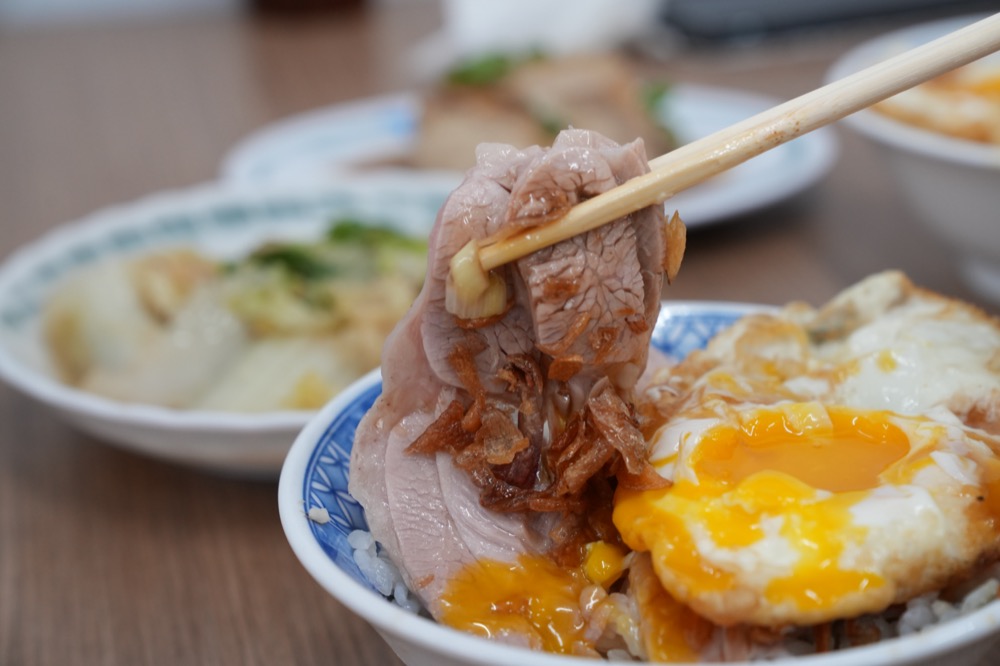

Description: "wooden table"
0 4 994 665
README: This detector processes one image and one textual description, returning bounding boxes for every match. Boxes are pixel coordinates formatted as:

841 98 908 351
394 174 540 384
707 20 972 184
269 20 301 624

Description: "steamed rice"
349 530 423 613
348 528 1000 661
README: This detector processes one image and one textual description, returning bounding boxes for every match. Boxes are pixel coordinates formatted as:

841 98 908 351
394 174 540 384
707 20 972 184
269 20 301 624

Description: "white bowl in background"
278 302 1000 666
826 13 1000 304
0 176 446 477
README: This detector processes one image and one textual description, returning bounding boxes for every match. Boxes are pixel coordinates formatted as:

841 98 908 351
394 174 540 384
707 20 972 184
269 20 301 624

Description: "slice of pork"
349 129 670 617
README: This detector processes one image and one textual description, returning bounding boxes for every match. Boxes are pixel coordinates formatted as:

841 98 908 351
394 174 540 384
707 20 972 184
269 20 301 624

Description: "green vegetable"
326 219 427 253
445 49 547 87
241 219 427 284
224 217 427 336
641 81 672 115
534 110 568 138
639 81 679 149
250 245 339 279
447 53 514 86
223 217 428 335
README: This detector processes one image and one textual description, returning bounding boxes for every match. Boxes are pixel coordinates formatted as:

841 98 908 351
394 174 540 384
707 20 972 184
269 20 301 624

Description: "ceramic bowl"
0 176 446 477
278 302 1000 666
826 13 1000 305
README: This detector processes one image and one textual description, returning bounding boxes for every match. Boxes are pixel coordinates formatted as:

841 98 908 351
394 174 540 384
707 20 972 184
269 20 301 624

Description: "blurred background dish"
279 301 1000 666
0 176 445 477
827 13 1000 306
221 83 837 229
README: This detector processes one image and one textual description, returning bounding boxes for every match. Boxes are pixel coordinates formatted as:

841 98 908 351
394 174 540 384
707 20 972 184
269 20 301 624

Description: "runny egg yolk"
438 554 589 654
614 404 924 623
694 404 910 493
438 544 625 655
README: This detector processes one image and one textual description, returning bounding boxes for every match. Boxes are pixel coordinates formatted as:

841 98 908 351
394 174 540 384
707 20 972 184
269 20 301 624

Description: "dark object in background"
250 0 363 13
662 0 1000 41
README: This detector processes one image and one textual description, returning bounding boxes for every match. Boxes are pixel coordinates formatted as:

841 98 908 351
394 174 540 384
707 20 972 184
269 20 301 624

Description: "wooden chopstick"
473 12 1000 272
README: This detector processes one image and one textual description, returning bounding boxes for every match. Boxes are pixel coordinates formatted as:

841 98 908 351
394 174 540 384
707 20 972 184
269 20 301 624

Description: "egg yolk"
583 540 627 589
439 543 631 655
440 544 715 659
614 404 920 623
631 555 714 662
641 593 707 662
694 404 910 493
438 554 589 654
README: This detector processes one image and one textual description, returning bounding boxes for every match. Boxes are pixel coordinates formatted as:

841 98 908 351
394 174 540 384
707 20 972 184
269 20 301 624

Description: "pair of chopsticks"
464 13 1000 275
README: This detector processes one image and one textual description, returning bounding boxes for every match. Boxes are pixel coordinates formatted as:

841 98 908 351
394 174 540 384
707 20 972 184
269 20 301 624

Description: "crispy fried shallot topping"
406 371 667 559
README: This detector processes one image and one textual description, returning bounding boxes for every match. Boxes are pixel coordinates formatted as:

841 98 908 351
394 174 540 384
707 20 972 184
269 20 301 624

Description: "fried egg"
614 271 1000 628
875 56 1000 144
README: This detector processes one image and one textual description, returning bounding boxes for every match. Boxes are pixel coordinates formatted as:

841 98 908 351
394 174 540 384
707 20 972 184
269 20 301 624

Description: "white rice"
306 506 331 524
349 529 423 613
898 576 1000 636
349 529 1000 659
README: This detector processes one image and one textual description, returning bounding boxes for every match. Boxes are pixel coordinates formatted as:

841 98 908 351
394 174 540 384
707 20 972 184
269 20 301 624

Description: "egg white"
616 272 1000 627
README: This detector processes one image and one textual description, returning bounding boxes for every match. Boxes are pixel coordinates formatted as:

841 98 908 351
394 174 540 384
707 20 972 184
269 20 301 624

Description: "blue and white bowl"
0 176 447 477
278 301 1000 666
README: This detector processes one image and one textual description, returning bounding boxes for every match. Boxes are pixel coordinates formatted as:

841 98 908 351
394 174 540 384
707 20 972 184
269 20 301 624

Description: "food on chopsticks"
43 220 427 411
874 56 1000 144
349 128 676 648
409 52 676 171
346 127 1000 661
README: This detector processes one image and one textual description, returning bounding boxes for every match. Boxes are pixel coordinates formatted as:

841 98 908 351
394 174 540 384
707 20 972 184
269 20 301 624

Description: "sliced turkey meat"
349 129 681 618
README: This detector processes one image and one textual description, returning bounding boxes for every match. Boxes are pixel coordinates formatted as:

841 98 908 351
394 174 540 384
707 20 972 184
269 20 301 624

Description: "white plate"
222 84 838 229
0 177 446 478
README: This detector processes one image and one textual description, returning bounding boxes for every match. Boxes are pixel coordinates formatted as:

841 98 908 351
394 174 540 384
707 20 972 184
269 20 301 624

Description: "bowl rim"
278 301 1000 666
825 12 1000 169
0 176 448 436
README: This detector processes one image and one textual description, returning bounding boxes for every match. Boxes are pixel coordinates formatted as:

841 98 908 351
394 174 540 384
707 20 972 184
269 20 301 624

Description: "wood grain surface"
0 3 995 665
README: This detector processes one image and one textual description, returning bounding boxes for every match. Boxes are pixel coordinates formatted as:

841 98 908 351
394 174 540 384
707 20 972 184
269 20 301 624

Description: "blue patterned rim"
299 303 764 592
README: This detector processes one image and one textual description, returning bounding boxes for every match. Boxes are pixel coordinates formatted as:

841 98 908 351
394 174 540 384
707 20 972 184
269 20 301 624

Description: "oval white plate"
223 84 838 229
0 177 447 477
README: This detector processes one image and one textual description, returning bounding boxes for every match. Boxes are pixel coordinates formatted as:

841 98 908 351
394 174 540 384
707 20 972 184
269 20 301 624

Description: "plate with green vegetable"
0 177 445 477
221 53 837 228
